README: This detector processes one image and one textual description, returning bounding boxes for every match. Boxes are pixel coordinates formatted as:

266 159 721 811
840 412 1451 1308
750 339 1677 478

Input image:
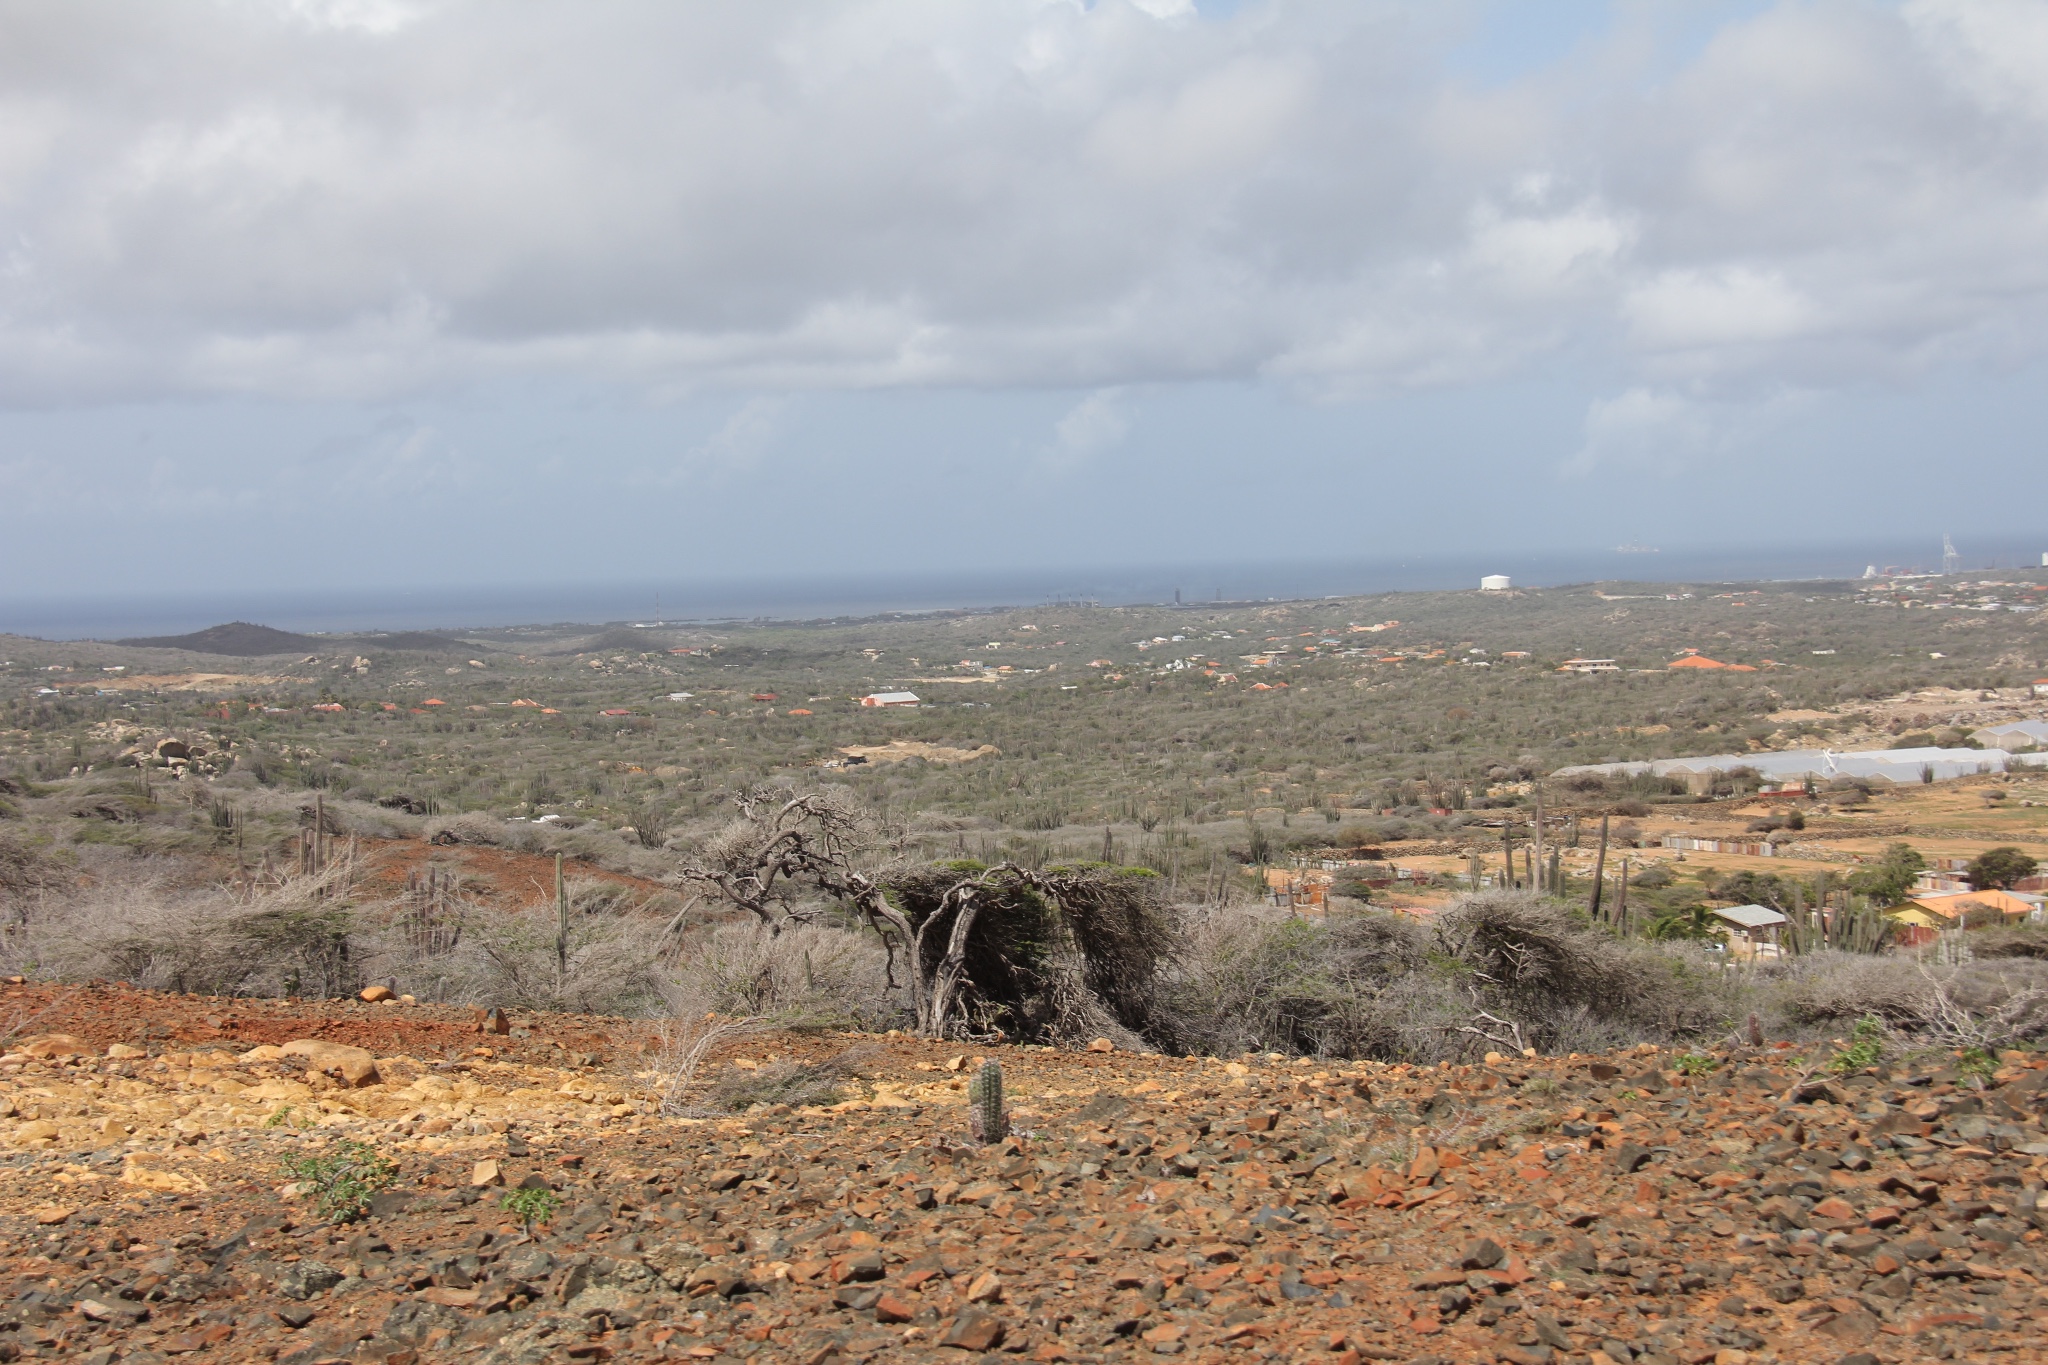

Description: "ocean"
3 538 2042 641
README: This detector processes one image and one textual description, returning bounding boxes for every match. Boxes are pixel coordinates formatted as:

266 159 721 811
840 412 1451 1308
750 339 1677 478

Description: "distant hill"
116 621 471 657
117 622 321 655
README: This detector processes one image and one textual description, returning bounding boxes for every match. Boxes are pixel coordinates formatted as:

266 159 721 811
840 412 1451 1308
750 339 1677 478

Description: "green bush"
282 1139 397 1222
501 1185 563 1233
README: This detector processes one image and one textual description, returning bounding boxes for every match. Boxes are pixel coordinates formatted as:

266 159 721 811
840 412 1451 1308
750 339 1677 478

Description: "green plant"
281 1138 398 1223
1673 1051 1717 1077
501 1184 563 1234
1957 1046 1998 1084
1827 1015 1885 1074
263 1104 295 1129
968 1060 1008 1144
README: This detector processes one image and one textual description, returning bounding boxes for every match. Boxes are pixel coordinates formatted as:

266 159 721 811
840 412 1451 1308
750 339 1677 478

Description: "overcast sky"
2 0 2046 616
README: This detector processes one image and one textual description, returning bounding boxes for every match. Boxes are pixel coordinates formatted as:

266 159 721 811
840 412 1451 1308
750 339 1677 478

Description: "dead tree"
674 789 1172 1044
672 788 924 1015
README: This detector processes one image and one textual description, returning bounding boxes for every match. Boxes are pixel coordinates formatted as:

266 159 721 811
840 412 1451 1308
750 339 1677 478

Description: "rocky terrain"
1 984 2043 1365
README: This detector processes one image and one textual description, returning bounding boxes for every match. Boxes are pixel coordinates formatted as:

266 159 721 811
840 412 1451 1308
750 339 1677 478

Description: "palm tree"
1646 904 1719 942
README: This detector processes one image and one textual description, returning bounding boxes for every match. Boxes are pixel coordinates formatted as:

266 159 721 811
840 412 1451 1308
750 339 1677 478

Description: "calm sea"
3 539 2042 641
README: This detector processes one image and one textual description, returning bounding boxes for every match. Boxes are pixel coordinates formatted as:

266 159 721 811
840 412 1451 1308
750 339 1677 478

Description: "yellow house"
1889 889 2036 931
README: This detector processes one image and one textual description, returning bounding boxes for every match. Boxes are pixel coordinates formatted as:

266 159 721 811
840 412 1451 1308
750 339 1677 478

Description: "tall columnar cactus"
968 1061 1008 1144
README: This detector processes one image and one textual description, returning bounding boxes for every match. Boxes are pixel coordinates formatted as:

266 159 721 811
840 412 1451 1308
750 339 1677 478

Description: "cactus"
968 1061 1008 1144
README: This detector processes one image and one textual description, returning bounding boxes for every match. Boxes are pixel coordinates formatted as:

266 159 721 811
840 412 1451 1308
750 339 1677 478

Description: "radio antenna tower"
1941 533 1960 576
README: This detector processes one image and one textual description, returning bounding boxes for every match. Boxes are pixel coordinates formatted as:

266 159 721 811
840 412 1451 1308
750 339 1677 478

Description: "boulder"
18 1034 92 1058
277 1039 380 1087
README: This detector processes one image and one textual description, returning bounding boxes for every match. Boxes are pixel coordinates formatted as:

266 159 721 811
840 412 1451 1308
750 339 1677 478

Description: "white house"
1480 575 1512 591
1712 903 1789 958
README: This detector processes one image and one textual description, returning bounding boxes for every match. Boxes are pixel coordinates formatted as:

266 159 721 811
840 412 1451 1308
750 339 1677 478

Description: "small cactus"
968 1060 1008 1144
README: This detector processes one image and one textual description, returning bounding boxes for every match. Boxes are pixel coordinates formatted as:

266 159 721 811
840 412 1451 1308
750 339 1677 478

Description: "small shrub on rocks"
282 1138 398 1223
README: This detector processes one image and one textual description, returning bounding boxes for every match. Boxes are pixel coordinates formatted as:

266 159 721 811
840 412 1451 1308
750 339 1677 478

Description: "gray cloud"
0 0 2043 415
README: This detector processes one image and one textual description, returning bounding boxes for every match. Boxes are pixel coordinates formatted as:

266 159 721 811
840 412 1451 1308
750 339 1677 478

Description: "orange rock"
938 1310 1006 1352
16 1034 91 1059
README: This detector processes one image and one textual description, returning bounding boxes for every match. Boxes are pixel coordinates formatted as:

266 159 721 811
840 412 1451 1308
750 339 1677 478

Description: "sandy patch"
837 741 1000 765
117 673 311 690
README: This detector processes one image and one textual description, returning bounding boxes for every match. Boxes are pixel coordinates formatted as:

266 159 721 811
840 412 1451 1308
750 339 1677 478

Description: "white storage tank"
1479 574 1512 591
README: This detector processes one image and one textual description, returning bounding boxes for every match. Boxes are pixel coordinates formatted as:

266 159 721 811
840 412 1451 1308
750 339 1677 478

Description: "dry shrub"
1431 891 1733 1043
1773 952 1935 1028
707 1046 874 1113
1163 903 1462 1060
664 922 901 1031
1163 892 1739 1062
1969 927 2048 961
1774 952 2048 1047
11 856 362 997
0 831 69 911
451 894 667 1016
647 1011 769 1116
422 812 523 849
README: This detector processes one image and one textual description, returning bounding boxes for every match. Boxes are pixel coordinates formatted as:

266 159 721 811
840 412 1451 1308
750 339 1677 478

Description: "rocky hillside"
0 984 2042 1364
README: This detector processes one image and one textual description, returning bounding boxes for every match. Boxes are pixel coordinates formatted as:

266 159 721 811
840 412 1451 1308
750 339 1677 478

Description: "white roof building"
861 691 921 707
1976 720 2048 749
1554 744 2047 785
1712 904 1789 932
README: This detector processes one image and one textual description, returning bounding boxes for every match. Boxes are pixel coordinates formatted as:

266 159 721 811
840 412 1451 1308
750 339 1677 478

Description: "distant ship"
1613 543 1660 554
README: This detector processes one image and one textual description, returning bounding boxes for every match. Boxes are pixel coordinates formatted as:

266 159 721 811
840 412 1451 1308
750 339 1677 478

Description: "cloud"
1562 388 1712 479
0 1 2042 409
1623 267 1816 351
1562 385 1808 479
679 395 790 482
1041 388 1131 471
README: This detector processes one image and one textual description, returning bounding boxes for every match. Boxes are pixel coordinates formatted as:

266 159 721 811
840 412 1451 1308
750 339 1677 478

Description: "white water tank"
1480 574 1512 591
